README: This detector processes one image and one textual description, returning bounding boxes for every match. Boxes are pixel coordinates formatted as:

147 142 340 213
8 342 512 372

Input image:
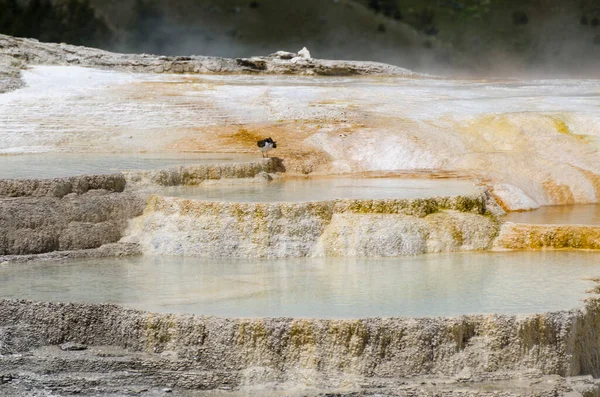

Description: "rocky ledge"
124 158 282 187
0 242 142 264
494 222 600 250
0 158 286 258
0 186 146 256
0 53 24 94
1 298 600 396
0 173 127 198
124 191 501 258
0 34 421 94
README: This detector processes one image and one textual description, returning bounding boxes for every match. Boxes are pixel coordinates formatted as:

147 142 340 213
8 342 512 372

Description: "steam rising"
3 0 600 77
84 0 600 78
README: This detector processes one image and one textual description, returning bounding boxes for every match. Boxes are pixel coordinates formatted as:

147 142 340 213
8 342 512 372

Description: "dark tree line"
128 0 167 54
0 0 112 47
368 0 403 20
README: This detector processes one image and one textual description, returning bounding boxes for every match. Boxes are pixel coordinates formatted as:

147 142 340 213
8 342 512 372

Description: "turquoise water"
1 251 599 318
163 177 482 202
503 204 600 225
0 152 255 179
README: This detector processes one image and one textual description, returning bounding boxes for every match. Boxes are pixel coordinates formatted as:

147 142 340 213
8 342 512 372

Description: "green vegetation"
127 0 165 53
360 0 600 50
0 0 111 47
2 0 600 75
357 0 600 74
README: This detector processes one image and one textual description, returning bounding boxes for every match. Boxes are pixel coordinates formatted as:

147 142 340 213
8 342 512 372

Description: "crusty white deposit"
0 64 598 209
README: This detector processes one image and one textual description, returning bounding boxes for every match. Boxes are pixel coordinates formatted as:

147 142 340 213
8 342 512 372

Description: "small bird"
257 137 277 157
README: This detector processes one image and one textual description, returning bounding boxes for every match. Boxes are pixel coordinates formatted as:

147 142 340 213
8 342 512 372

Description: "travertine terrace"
1 35 600 396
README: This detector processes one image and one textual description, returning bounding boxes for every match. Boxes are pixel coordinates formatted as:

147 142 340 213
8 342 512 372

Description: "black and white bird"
257 137 277 157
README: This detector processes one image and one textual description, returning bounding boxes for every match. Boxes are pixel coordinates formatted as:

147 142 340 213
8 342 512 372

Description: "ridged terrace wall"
0 174 126 198
0 159 279 257
124 158 281 187
124 193 500 258
0 174 144 255
2 299 600 385
0 191 145 255
495 223 600 250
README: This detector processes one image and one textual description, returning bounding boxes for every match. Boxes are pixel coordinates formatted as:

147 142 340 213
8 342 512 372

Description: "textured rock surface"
0 53 23 93
0 173 126 198
1 299 600 395
2 44 598 210
0 190 146 255
125 158 282 187
124 193 499 258
494 222 600 250
0 34 421 78
491 183 541 212
315 211 498 257
0 242 142 264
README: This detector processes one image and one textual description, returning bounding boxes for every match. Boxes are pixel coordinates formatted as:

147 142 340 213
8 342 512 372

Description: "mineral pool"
162 176 482 202
0 152 256 179
1 251 598 318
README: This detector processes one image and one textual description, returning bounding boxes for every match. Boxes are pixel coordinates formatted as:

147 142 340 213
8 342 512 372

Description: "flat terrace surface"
2 251 598 318
503 204 600 225
1 65 599 207
162 176 482 202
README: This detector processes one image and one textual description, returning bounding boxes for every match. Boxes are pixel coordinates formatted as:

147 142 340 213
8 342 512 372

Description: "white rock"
126 196 496 258
291 56 310 64
271 51 297 60
298 47 311 59
491 183 540 211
